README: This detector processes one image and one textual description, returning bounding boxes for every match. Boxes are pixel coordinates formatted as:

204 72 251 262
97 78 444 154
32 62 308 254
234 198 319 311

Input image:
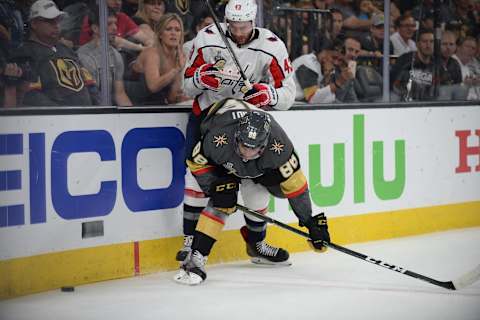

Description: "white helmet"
225 0 257 23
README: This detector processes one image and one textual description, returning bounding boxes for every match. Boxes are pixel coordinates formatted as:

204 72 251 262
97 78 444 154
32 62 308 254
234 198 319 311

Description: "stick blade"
452 264 480 290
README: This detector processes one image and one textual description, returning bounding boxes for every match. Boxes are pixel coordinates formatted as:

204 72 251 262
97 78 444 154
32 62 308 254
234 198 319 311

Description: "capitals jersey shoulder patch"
205 26 215 34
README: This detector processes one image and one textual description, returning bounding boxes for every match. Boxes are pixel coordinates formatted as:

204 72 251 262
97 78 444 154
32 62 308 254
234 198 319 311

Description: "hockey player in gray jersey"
178 0 296 266
174 98 330 285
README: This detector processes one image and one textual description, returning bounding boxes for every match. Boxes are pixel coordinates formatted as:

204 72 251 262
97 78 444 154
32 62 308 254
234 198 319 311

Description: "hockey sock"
243 215 267 244
192 231 216 257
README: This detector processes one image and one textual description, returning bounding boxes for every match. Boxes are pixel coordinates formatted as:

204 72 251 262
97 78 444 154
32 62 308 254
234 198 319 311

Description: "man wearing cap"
360 14 394 59
11 0 97 106
358 13 394 75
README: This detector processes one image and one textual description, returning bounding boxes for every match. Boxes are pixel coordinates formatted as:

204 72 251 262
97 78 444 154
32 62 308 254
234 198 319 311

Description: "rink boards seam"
1 200 479 299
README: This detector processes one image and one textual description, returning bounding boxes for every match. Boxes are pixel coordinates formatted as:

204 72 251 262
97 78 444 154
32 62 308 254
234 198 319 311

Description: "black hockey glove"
301 213 330 252
209 176 239 214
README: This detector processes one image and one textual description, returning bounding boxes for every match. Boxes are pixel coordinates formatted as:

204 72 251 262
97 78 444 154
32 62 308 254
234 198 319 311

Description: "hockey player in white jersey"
178 0 296 266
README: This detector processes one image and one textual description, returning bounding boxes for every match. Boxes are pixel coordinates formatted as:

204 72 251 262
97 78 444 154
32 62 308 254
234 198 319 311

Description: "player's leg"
239 180 291 265
174 204 233 285
177 170 209 261
176 111 208 261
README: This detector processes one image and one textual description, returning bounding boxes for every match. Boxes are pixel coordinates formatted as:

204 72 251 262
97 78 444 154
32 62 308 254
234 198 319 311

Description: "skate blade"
173 269 204 285
250 257 293 266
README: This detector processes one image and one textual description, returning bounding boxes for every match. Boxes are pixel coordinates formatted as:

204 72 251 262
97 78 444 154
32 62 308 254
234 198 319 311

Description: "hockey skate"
173 250 208 285
240 226 292 266
175 235 193 262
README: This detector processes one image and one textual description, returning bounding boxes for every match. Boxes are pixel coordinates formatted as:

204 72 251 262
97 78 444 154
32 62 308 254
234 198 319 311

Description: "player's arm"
243 37 295 110
186 141 217 194
187 141 238 214
262 150 330 251
183 29 223 95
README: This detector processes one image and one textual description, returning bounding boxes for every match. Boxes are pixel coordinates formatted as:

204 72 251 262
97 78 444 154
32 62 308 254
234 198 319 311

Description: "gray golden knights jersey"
184 23 296 115
187 99 310 210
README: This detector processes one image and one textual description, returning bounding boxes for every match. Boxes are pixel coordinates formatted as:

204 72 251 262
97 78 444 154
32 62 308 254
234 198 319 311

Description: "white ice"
1 227 480 320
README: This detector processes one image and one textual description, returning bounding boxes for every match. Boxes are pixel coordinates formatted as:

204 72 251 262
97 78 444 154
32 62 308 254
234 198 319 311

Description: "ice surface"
1 227 479 320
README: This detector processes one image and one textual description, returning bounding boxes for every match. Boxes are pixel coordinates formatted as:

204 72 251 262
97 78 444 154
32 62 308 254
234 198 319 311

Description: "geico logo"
215 183 236 192
0 127 185 228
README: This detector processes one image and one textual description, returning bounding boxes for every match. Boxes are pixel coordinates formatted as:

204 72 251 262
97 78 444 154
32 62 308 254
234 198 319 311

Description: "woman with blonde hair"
129 13 189 105
132 0 166 41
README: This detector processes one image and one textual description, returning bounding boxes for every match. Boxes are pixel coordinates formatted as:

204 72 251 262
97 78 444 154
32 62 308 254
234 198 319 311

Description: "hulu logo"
309 114 406 207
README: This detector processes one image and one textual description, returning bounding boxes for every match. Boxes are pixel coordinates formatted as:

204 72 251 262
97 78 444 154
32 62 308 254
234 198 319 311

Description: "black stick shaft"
236 204 456 290
204 0 252 89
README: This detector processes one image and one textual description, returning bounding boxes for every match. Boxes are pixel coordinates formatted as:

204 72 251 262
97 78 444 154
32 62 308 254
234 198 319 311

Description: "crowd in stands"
1 0 479 107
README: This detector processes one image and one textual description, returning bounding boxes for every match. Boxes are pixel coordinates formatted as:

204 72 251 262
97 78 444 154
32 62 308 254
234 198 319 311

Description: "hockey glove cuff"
243 83 278 108
302 213 330 252
209 177 239 214
193 61 223 91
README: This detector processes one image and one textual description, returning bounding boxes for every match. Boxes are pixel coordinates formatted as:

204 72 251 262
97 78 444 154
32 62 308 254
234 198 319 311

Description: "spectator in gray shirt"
77 9 132 106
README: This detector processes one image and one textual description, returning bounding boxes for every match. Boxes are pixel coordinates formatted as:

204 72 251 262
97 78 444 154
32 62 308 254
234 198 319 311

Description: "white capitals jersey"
184 23 296 115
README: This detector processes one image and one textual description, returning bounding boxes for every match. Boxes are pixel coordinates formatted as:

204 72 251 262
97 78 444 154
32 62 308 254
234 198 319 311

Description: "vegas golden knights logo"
175 0 189 15
50 58 85 92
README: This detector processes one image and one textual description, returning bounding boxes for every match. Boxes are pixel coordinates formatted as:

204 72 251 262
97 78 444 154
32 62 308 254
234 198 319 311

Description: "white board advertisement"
0 106 479 260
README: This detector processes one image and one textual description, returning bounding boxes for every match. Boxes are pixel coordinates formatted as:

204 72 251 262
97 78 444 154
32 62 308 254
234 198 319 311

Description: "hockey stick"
236 204 480 290
204 0 252 90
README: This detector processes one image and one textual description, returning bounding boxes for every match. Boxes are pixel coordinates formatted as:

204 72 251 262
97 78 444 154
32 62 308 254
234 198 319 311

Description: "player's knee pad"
240 179 270 211
184 169 209 207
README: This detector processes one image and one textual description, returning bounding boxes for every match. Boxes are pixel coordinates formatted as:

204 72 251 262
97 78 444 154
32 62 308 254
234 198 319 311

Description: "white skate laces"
255 241 279 257
247 240 292 266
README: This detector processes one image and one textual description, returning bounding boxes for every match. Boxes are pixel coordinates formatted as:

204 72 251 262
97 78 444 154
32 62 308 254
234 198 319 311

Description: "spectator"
316 8 345 51
331 0 373 38
77 9 133 106
390 28 435 101
132 0 166 43
390 13 417 56
165 0 212 43
437 30 467 100
58 1 93 49
128 13 189 105
358 13 394 74
354 0 382 21
292 42 341 104
12 0 97 106
360 13 393 58
79 0 154 51
411 0 450 30
0 0 26 107
0 0 25 50
452 36 480 100
447 0 480 39
122 0 139 17
339 35 383 102
292 39 358 104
